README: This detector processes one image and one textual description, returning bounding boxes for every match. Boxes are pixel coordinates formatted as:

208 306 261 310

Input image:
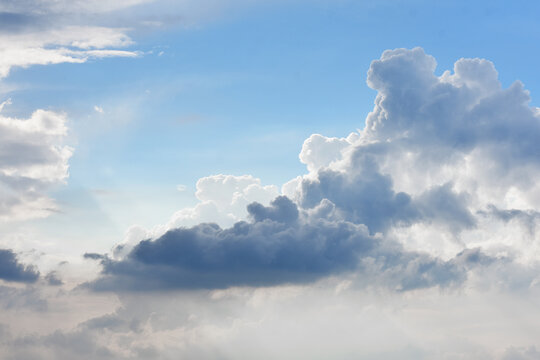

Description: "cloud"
289 47 540 261
299 133 358 172
0 0 154 79
0 26 139 78
0 104 73 220
358 47 540 202
85 196 473 291
84 47 540 295
502 347 540 360
0 249 39 283
44 271 63 286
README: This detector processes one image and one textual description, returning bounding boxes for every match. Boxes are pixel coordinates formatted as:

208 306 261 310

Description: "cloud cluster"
85 47 540 295
287 47 540 261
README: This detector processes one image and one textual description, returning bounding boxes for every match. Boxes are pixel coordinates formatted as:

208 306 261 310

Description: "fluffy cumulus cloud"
88 47 540 294
0 102 72 220
170 174 279 228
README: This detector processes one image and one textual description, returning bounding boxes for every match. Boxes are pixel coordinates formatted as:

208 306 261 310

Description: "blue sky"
2 0 540 358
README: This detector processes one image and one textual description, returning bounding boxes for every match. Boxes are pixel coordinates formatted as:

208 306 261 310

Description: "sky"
2 0 540 358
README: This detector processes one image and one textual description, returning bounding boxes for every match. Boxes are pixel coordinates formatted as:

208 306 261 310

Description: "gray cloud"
44 271 63 286
362 48 540 182
85 196 471 291
502 347 540 360
298 152 418 234
0 12 41 33
0 249 39 283
0 285 46 311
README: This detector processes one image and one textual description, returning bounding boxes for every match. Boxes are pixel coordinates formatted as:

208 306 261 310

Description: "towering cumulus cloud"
87 47 540 293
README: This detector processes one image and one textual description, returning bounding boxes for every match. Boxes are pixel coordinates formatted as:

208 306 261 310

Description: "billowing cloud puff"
358 47 540 205
0 104 73 220
169 174 279 228
299 133 358 172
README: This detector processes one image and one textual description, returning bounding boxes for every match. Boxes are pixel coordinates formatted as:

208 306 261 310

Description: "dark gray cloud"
85 196 471 292
415 183 475 232
298 152 418 234
298 150 474 234
44 271 63 286
84 253 107 260
0 249 39 283
0 12 42 33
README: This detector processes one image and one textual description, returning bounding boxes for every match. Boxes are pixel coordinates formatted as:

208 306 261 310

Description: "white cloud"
0 103 73 221
299 132 358 172
285 47 540 265
109 48 540 284
164 174 279 229
0 26 139 78
112 174 279 259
